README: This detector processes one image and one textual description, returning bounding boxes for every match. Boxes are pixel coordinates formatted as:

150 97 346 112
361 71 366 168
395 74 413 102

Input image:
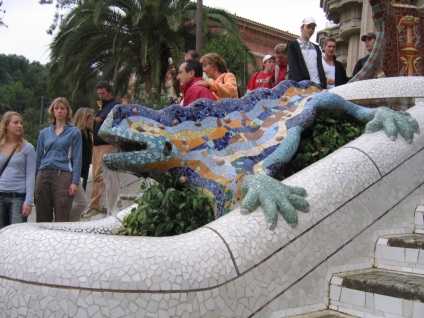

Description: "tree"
0 54 50 146
49 0 238 102
39 0 83 34
196 0 203 53
203 34 256 94
0 1 7 28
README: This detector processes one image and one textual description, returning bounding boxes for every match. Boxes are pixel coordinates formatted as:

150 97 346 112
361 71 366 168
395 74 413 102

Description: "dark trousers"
0 196 26 229
35 170 74 222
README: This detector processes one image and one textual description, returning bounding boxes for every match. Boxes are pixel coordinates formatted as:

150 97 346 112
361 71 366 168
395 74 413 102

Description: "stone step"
288 309 357 317
330 268 424 317
375 234 424 274
416 205 424 234
386 234 424 249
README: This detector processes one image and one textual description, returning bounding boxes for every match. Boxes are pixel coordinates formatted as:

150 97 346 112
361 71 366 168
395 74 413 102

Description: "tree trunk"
196 0 203 54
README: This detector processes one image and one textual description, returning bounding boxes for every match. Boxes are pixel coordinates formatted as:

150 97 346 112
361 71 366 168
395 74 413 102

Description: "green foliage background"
117 173 215 237
0 54 50 146
203 35 256 95
276 111 366 180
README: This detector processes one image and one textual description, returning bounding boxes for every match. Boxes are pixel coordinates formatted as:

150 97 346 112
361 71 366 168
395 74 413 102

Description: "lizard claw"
240 208 250 215
366 107 419 142
241 175 309 229
268 222 276 230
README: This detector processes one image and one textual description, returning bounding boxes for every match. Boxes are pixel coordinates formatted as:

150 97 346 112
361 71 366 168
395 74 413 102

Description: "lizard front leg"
240 126 310 229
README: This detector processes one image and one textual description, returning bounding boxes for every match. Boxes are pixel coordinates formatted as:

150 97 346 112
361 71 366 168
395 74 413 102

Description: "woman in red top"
177 60 216 106
245 54 276 93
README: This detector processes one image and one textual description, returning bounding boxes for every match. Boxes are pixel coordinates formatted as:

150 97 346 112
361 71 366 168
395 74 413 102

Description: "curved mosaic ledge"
1 77 424 317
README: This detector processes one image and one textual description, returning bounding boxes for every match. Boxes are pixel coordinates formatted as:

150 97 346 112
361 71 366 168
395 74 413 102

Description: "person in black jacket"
81 82 119 219
321 37 348 88
287 17 327 89
352 32 376 77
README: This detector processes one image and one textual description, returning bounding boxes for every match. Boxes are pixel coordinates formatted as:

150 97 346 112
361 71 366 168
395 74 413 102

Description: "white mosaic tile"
331 77 424 101
1 80 424 317
375 294 403 315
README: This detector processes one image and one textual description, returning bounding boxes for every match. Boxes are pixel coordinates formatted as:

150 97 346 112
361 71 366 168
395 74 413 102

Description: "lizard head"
98 104 181 178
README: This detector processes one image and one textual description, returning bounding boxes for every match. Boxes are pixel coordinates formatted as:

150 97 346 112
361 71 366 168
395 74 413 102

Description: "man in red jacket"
177 60 216 106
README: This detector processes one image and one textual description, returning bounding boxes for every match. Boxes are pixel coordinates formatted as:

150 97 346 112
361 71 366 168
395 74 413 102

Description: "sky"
0 0 330 65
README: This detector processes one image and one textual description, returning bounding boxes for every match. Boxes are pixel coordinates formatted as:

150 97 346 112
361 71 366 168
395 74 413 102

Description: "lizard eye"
163 142 172 156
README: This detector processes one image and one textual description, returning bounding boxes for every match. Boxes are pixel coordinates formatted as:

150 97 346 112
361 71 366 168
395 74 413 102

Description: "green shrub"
116 173 215 237
132 88 173 110
276 111 365 180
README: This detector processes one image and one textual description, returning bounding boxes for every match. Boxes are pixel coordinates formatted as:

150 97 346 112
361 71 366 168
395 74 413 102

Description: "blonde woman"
69 107 95 221
194 53 238 100
35 97 82 223
0 112 36 228
72 107 95 191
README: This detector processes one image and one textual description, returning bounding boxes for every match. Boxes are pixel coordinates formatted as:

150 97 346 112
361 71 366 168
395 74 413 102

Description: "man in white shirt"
286 17 327 88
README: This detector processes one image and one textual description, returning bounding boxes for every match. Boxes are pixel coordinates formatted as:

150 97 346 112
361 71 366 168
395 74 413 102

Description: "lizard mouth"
116 139 173 156
119 139 148 152
102 135 174 175
104 134 173 157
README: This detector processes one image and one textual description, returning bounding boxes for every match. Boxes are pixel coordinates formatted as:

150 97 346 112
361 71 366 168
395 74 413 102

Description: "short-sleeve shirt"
246 71 274 90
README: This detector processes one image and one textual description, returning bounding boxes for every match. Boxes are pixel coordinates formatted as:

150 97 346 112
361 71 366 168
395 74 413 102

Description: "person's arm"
182 89 197 106
23 142 36 216
315 45 327 89
68 129 82 196
71 129 83 185
24 143 36 206
209 73 238 99
246 72 257 91
352 58 363 77
286 41 302 82
335 61 349 86
184 87 216 106
35 129 45 173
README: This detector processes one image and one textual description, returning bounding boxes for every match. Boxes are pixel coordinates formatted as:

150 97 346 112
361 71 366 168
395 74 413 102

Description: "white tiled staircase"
328 206 424 317
415 205 424 234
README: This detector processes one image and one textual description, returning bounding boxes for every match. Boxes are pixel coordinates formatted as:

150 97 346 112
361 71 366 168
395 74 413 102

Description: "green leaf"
155 223 166 236
165 222 174 232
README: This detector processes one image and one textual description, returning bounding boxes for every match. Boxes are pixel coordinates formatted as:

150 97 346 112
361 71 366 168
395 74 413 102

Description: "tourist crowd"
0 16 376 227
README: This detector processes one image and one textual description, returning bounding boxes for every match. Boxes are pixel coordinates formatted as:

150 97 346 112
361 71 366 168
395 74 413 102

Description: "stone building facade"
318 0 424 77
235 16 296 70
317 0 375 76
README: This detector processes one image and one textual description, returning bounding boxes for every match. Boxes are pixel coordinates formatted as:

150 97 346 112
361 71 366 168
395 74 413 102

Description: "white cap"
263 54 276 63
302 17 317 26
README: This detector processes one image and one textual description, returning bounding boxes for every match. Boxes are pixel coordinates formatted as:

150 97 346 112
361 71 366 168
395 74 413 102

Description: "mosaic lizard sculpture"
99 80 418 229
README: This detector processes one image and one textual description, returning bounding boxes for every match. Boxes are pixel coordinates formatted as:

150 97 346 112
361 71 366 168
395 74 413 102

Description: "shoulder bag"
0 143 19 178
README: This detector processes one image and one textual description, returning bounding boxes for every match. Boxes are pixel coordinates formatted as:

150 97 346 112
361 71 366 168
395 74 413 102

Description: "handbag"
0 143 19 178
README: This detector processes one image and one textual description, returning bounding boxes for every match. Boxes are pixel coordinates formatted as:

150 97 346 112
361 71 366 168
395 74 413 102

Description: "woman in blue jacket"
35 97 82 222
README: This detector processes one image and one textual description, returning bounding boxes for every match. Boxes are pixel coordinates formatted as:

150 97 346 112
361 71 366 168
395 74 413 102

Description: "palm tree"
196 0 203 53
49 0 238 101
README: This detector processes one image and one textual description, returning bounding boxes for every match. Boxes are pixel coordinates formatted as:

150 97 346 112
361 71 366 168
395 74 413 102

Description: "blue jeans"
0 196 26 229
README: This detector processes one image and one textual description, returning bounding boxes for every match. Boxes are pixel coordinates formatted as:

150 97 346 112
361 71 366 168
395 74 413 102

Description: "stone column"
346 34 361 76
359 0 375 58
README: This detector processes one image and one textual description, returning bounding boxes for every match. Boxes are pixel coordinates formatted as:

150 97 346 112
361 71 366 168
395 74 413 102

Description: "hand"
95 115 106 123
192 80 210 88
21 203 32 217
240 175 309 229
68 183 79 196
327 78 335 85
